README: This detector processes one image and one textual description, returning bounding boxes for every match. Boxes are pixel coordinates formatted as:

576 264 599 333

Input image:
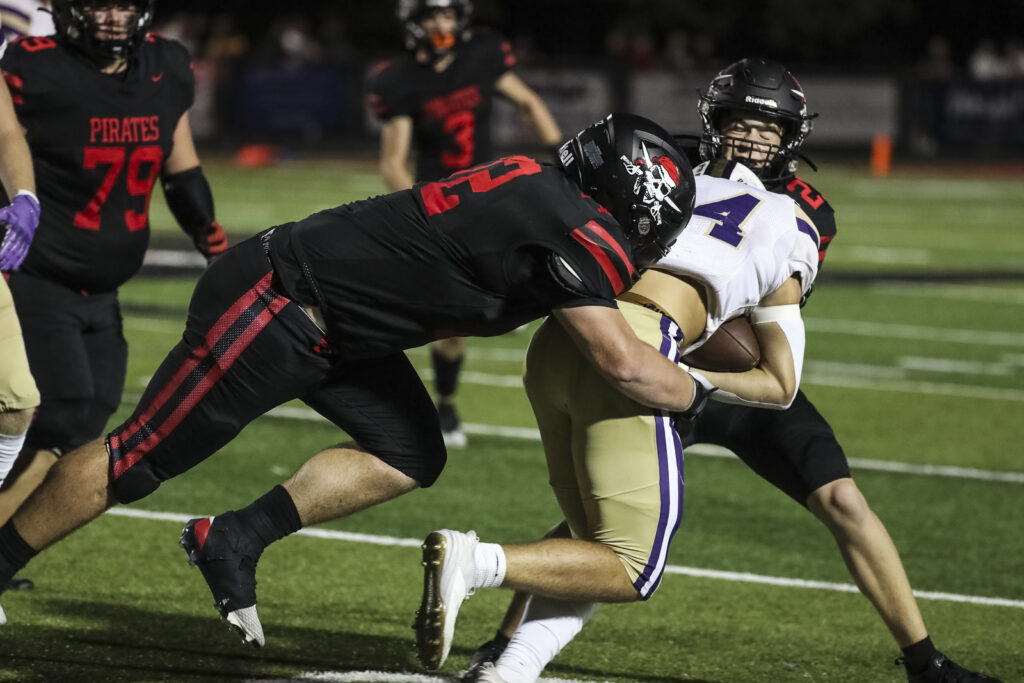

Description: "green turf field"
0 159 1021 683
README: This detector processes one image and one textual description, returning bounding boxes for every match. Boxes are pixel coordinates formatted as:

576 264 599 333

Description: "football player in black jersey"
0 0 228 525
464 59 1001 683
0 114 703 650
367 0 562 448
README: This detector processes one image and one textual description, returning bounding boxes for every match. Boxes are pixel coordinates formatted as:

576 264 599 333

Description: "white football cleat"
0 604 6 625
225 605 265 647
414 528 479 670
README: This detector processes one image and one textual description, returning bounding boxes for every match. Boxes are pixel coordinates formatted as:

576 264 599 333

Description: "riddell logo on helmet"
745 95 778 108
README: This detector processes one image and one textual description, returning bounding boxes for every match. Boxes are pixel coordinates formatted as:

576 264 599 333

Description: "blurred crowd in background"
2 1 1023 160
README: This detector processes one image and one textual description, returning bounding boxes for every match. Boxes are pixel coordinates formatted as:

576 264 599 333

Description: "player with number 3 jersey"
367 0 562 448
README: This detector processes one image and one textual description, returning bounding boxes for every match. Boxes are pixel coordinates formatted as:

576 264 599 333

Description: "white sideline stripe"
663 566 1024 609
105 506 1024 611
259 404 1024 484
143 249 206 267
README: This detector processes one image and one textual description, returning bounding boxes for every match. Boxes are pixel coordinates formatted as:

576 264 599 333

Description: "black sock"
233 485 302 552
431 348 463 399
0 520 38 588
901 636 937 673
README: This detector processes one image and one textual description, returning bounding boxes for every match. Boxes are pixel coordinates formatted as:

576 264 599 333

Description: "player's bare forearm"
695 321 796 407
0 128 33 197
380 160 414 192
496 72 561 146
553 305 696 412
523 96 561 147
379 117 414 192
0 83 34 196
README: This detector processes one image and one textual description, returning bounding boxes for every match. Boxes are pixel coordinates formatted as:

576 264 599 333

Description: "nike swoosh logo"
152 73 163 82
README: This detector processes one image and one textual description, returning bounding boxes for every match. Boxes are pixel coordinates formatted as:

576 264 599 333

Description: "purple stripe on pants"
633 313 686 598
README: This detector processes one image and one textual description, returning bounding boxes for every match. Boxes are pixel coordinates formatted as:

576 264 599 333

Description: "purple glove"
0 192 41 271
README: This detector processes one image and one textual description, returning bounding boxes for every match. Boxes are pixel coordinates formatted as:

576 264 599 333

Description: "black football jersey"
366 30 515 183
2 34 194 292
268 158 637 359
767 175 837 271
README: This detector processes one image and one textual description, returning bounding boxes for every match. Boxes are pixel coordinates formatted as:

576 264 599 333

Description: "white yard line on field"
256 403 1024 485
107 506 1024 611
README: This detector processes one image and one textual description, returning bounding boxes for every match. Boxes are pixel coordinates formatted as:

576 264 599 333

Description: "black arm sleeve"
162 166 227 260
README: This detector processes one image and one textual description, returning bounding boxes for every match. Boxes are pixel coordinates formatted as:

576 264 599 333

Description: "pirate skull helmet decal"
621 142 683 228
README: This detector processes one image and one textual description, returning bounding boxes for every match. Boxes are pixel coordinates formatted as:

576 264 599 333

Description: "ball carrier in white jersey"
413 162 820 677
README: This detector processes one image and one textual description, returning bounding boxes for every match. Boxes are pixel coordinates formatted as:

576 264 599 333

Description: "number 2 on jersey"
693 193 762 247
74 146 163 232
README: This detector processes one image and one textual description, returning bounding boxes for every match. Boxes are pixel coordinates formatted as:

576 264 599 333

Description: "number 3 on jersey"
74 145 163 232
693 193 762 247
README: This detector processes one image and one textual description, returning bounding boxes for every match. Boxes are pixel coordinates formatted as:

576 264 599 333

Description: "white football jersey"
0 0 54 39
655 174 820 353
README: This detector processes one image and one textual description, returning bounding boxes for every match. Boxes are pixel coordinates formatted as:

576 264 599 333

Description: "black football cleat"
5 576 34 591
900 652 1003 683
180 513 265 647
462 632 511 682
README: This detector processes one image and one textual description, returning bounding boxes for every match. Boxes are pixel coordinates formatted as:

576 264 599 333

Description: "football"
682 316 760 372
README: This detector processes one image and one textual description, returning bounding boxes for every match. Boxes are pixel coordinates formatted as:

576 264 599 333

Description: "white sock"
473 541 506 589
0 430 26 488
495 596 597 682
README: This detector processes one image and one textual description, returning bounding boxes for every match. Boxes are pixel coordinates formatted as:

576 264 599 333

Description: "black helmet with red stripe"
51 0 155 66
396 0 472 58
558 113 695 268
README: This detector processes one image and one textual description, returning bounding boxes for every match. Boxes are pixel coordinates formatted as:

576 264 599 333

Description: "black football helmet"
698 57 817 182
558 113 696 269
51 0 155 65
396 0 472 57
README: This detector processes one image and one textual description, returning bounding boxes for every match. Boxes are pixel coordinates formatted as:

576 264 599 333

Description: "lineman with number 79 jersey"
0 0 227 522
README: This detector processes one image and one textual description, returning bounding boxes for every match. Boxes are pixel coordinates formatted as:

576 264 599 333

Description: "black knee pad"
107 439 163 504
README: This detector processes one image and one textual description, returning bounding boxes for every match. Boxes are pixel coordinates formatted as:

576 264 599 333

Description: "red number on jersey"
124 146 164 231
75 148 126 230
421 156 543 216
441 110 475 169
786 178 825 210
75 146 164 231
17 36 57 52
